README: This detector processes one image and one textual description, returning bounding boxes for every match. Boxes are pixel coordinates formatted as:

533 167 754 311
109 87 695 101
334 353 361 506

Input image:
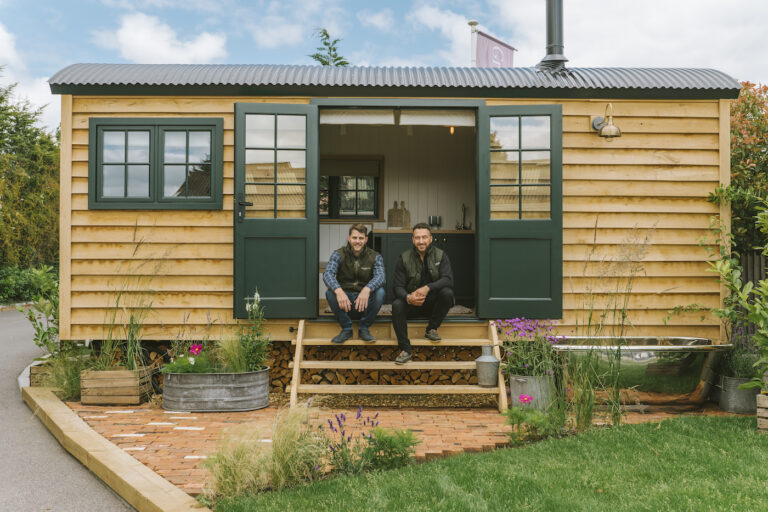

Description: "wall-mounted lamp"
449 125 455 135
591 103 621 141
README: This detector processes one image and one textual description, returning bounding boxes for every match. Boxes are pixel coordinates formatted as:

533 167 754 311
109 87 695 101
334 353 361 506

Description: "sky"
1 0 767 131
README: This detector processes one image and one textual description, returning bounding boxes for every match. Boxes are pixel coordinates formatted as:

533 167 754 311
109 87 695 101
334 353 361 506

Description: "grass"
214 416 768 511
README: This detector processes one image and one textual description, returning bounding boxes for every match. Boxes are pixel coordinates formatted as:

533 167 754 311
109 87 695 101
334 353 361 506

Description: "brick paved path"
68 403 512 496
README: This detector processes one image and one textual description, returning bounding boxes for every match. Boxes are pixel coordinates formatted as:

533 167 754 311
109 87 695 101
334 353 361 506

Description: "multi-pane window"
319 158 380 219
244 114 307 218
489 116 551 219
89 118 222 210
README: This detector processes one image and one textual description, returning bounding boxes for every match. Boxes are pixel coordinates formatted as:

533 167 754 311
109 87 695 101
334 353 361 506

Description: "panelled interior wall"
62 96 726 342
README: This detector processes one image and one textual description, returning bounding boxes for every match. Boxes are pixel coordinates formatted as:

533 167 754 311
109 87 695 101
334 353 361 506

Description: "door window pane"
103 132 125 163
127 131 150 162
357 176 374 189
127 165 150 197
339 176 356 190
277 185 306 218
521 151 550 184
319 189 329 215
245 184 275 218
246 114 274 148
276 150 306 183
164 165 187 197
188 131 211 164
188 163 212 197
490 117 519 150
102 165 125 197
164 132 187 163
245 150 274 183
277 115 306 148
521 116 550 149
521 186 550 219
490 186 520 220
491 151 519 185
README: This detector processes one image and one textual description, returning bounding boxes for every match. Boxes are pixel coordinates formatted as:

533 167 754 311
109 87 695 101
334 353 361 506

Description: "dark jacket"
393 245 453 301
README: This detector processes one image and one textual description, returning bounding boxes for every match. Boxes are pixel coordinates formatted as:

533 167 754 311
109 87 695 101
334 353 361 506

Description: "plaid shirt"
323 250 385 292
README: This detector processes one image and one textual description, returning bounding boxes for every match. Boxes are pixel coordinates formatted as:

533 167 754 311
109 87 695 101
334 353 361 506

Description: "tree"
0 79 60 268
308 28 350 67
710 81 768 253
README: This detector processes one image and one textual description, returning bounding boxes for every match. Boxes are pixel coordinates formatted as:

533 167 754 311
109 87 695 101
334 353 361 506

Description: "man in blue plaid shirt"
323 224 386 344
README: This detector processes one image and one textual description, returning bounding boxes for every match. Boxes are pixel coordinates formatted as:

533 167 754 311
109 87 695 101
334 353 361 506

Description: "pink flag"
476 31 516 68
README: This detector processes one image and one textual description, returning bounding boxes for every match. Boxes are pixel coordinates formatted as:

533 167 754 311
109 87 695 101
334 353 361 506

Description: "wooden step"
287 384 499 395
289 361 476 370
303 322 488 339
294 337 493 347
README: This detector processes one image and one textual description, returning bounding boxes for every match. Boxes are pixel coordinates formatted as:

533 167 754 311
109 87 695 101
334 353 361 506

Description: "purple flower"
356 405 362 420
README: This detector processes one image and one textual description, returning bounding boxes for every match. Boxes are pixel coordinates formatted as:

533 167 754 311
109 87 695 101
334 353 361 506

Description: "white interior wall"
318 124 476 260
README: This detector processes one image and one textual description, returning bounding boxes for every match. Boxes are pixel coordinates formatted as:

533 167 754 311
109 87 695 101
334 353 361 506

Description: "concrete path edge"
22 387 210 512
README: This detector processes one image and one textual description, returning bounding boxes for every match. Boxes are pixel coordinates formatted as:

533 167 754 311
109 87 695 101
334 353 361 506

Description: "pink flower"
518 394 533 404
189 344 202 356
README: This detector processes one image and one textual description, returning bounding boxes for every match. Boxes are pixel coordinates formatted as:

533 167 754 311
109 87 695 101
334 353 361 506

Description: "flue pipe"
537 0 568 72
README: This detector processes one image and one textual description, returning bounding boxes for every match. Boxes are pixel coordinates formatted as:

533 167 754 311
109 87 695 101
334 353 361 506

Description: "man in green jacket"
323 224 386 344
391 223 454 364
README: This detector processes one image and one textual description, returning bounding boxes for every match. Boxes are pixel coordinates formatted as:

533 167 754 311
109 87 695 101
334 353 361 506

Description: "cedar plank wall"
62 96 727 342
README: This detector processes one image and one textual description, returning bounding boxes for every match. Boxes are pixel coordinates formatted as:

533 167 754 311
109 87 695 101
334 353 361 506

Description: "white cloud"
249 16 304 49
487 0 768 83
94 12 227 64
0 23 58 131
407 5 472 66
357 9 394 33
100 0 222 12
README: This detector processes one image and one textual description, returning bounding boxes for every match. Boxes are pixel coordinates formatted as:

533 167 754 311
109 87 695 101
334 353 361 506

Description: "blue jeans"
326 287 386 331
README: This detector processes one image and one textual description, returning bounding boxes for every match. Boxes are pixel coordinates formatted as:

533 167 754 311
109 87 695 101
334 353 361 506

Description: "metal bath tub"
553 337 731 404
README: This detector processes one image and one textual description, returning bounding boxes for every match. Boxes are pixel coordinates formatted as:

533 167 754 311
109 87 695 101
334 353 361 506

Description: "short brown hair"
412 222 431 233
349 224 369 236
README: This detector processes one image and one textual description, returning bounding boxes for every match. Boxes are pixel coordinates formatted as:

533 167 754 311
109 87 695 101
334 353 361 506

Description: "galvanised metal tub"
553 337 732 404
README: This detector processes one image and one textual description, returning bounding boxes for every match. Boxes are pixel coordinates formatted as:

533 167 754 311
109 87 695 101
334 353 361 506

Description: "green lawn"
215 416 768 512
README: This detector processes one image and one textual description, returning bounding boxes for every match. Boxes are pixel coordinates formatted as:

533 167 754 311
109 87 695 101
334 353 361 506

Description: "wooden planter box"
758 394 768 433
162 368 269 412
30 363 51 387
81 367 152 405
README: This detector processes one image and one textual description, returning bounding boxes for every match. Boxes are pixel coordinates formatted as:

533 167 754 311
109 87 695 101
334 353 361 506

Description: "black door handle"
237 193 253 222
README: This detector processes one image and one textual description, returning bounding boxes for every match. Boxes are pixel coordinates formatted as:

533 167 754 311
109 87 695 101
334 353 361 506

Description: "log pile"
266 342 481 392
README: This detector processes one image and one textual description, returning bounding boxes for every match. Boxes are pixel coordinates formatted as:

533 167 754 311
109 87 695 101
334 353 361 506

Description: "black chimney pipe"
537 0 568 72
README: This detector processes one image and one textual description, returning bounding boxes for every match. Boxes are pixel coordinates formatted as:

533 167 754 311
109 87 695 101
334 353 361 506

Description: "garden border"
21 386 208 512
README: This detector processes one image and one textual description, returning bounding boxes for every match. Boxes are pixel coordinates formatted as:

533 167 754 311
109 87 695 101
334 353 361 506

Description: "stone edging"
22 387 209 512
0 302 32 312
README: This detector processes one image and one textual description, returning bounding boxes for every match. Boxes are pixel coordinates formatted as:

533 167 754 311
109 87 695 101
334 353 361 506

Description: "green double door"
233 102 561 320
233 103 318 318
476 105 563 319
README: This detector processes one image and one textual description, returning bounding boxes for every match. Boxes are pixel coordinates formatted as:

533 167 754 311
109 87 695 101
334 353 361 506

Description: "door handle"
237 193 253 222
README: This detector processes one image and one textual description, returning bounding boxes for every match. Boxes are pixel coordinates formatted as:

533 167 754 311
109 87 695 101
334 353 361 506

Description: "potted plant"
498 318 562 411
80 298 153 405
716 333 760 414
162 290 271 412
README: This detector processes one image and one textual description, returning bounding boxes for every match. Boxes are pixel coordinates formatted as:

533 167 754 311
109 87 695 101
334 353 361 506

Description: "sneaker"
394 350 412 365
331 329 353 344
358 328 376 343
425 329 441 342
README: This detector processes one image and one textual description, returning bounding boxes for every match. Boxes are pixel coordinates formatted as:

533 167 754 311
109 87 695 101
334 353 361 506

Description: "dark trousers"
326 287 386 331
391 287 454 352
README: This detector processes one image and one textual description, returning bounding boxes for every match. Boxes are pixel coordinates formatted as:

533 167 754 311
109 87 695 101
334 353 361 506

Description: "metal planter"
719 376 759 414
162 368 269 412
508 374 555 411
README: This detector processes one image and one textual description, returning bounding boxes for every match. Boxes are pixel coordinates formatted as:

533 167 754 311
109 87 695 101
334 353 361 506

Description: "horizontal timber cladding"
62 96 725 341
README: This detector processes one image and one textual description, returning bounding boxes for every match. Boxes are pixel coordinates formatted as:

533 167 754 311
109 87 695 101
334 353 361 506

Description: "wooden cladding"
62 96 726 341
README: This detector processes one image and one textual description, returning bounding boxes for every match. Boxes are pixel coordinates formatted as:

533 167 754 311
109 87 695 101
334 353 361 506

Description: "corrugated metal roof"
48 63 741 98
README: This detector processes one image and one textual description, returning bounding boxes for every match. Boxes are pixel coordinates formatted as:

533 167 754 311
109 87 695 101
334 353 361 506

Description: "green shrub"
326 407 420 474
43 343 90 401
0 266 56 304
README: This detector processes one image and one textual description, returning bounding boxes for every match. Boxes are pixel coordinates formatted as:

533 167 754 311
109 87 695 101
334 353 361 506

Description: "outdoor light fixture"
449 125 455 135
591 103 621 141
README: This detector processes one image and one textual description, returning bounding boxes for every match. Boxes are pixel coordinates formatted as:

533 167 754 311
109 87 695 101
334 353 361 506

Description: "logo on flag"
476 31 516 68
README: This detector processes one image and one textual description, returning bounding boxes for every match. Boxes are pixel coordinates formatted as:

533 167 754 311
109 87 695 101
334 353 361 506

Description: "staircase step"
294 337 492 347
287 384 498 394
289 361 476 370
303 322 488 340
